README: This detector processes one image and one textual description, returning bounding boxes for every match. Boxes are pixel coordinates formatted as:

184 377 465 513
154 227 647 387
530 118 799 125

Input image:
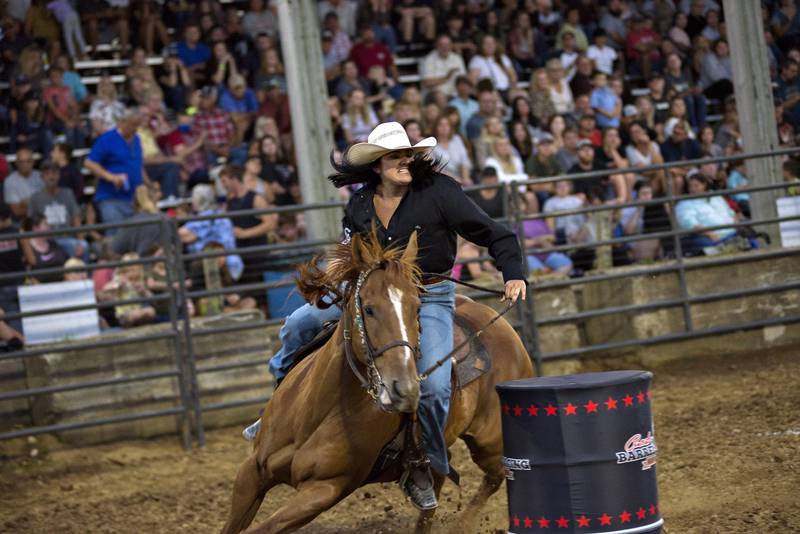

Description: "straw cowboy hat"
345 121 437 166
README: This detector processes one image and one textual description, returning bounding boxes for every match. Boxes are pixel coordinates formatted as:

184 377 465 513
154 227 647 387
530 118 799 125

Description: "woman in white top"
484 136 527 189
89 75 126 137
473 115 507 168
340 88 379 143
625 121 665 185
545 58 574 114
468 35 517 93
431 115 472 185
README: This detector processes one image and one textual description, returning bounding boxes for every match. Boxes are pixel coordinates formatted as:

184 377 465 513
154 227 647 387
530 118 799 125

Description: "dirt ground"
1 345 798 534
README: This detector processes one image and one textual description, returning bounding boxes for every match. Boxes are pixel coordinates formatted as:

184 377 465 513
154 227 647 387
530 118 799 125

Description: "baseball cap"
200 85 217 98
623 104 639 117
480 166 498 178
577 139 594 149
322 30 334 41
40 159 59 172
535 133 555 145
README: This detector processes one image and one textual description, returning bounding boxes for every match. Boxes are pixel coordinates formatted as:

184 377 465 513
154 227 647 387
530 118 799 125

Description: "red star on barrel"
527 404 539 416
545 403 558 416
619 510 631 523
637 391 645 404
584 400 599 413
636 508 647 520
649 504 658 516
599 513 612 526
524 516 533 528
513 404 523 417
512 515 520 527
555 516 569 528
604 396 618 410
537 516 550 528
564 403 577 415
576 515 591 527
623 394 634 407
502 403 510 415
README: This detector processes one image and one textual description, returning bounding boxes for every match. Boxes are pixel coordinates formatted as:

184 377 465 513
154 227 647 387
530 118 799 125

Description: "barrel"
496 371 662 534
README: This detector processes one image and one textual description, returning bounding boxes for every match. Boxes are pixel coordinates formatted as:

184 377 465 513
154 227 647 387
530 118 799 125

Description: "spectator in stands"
775 59 800 127
660 118 701 163
138 114 182 201
84 108 144 230
111 184 164 256
618 181 669 262
6 74 35 135
431 114 471 185
535 0 562 37
25 0 61 55
242 0 277 39
587 28 618 76
521 193 573 275
509 120 534 163
43 66 85 148
576 113 600 146
334 59 369 102
15 45 47 93
669 11 692 57
783 158 800 196
700 38 734 101
46 0 87 60
4 148 43 219
543 179 596 272
468 34 517 98
465 87 497 142
89 75 125 137
47 143 82 203
676 171 738 255
667 97 696 140
349 23 397 80
177 22 212 83
557 7 589 52
510 96 542 139
258 79 292 148
715 107 742 152
255 135 291 196
590 70 621 129
341 88 379 143
179 183 244 282
0 201 30 333
526 133 561 203
220 74 258 146
726 159 751 217
698 125 724 158
323 12 352 65
600 0 629 51
420 35 466 99
546 58 574 115
0 19 34 77
131 0 170 56
771 0 800 51
24 215 69 283
52 54 88 105
507 10 547 74
395 0 435 45
195 85 241 165
27 159 87 260
484 136 528 186
99 252 158 328
448 76 478 138
464 166 503 220
254 47 286 92
472 115 505 168
10 92 52 156
207 40 240 89
366 64 403 116
557 32 580 82
319 0 358 38
569 55 594 99
626 15 662 79
626 121 665 184
597 128 635 203
526 69 555 126
664 53 706 130
568 139 606 204
219 164 276 284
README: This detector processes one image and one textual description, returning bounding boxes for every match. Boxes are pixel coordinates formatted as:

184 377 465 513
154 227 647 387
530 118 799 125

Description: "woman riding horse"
245 121 527 510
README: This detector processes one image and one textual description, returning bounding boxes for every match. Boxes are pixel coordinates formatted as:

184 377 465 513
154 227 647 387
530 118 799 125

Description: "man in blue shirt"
590 70 621 129
177 23 211 84
448 75 479 138
219 75 258 144
83 108 145 231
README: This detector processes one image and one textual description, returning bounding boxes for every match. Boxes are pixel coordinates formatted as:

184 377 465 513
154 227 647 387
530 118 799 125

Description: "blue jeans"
98 199 135 235
268 280 456 474
55 236 90 262
146 162 181 198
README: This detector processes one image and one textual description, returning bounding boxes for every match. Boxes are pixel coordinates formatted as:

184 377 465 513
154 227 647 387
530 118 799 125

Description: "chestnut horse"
220 232 534 534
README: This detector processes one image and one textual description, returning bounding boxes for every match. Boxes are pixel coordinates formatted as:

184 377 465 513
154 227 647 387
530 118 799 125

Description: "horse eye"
364 306 375 317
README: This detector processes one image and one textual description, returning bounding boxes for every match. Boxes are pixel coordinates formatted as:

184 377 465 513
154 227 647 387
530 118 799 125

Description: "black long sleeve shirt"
342 174 525 282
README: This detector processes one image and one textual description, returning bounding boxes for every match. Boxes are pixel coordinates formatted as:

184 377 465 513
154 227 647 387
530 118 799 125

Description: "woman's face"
535 70 549 90
671 98 686 117
604 128 620 148
630 124 648 144
349 90 365 107
715 40 728 57
213 42 227 59
549 115 566 134
435 117 452 139
246 158 262 175
547 64 563 82
700 127 714 144
555 180 570 197
494 138 512 157
486 116 503 135
688 177 706 194
515 98 531 117
261 137 278 157
512 122 526 142
376 149 414 187
667 53 681 71
344 61 358 79
676 12 687 28
133 48 146 64
404 87 421 104
481 35 497 56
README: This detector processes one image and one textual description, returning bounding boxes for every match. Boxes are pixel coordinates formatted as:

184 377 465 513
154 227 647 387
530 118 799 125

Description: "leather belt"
422 271 452 285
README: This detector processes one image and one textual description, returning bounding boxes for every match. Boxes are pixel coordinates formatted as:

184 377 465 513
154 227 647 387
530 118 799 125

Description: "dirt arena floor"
1 344 798 534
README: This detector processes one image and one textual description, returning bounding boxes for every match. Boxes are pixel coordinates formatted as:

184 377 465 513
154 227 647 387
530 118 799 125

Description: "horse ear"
402 230 419 264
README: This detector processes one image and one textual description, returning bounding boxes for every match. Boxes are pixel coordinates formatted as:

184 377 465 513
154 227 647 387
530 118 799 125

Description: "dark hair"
783 157 800 177
0 202 11 221
328 151 445 188
54 142 73 159
221 164 244 182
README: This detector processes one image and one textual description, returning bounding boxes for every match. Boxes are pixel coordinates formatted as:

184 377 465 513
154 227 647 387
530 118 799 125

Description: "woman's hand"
503 279 527 304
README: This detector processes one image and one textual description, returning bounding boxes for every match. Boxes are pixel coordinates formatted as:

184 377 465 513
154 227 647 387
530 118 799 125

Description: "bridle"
342 267 419 408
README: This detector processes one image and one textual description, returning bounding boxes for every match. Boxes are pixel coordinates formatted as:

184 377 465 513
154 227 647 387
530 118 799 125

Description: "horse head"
297 229 423 412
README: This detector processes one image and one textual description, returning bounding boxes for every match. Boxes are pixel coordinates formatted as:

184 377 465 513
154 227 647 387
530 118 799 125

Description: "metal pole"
170 218 206 446
160 218 192 450
276 0 341 241
665 174 694 332
723 0 783 245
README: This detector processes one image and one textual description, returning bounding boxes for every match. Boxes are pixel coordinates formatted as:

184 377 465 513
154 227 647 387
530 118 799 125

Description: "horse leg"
244 477 349 534
448 435 505 534
220 452 273 534
414 471 446 534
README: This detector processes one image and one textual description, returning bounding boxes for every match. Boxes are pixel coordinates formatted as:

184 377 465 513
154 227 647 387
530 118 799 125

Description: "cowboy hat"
345 122 437 166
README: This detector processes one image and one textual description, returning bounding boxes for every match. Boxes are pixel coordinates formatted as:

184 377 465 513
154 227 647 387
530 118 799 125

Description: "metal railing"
0 147 798 448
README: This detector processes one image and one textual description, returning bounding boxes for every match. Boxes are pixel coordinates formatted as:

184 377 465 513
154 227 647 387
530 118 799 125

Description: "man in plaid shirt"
195 86 237 164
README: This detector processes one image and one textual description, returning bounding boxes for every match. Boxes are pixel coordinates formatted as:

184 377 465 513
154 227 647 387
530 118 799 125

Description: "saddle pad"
452 314 493 389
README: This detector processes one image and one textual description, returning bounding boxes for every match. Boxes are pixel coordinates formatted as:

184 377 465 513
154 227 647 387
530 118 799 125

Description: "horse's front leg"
244 476 351 534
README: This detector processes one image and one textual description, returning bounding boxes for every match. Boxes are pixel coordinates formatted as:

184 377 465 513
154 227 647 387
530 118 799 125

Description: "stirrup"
242 418 261 441
400 463 438 511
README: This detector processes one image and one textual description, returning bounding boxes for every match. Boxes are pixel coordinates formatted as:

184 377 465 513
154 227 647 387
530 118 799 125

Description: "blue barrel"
496 371 662 533
263 270 305 319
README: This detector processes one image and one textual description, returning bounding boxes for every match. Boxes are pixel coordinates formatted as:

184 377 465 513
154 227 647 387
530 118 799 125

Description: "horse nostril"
392 380 406 399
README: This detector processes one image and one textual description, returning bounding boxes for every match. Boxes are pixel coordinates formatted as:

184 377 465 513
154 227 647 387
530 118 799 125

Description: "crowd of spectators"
2 0 800 344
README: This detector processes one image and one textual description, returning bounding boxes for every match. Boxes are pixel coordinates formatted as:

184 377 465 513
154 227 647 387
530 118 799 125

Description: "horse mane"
296 227 421 308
